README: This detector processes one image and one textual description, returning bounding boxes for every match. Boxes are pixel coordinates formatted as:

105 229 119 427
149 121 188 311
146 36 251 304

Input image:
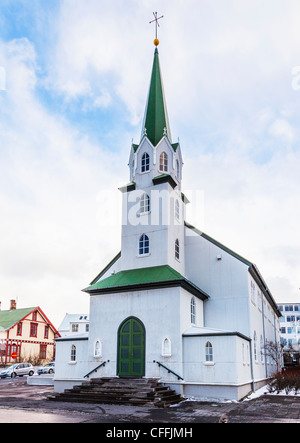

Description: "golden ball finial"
154 38 159 47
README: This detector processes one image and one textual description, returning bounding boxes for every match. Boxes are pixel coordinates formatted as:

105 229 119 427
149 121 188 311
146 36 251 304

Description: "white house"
54 41 281 401
58 314 89 337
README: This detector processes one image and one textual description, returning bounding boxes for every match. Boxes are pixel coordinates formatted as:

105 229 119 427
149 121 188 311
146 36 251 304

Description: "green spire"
141 48 172 146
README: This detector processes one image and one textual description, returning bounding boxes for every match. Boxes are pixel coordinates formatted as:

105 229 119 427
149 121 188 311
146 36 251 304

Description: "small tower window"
191 297 196 324
175 239 180 260
176 159 180 179
139 234 149 255
159 152 168 172
140 193 150 213
205 342 213 362
175 199 180 220
141 152 150 172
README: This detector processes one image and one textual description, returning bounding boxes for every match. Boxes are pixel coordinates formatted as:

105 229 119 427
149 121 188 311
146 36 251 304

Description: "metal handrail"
153 360 184 381
84 360 110 379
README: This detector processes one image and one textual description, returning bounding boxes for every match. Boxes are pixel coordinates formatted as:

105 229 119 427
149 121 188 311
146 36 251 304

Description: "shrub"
268 369 300 395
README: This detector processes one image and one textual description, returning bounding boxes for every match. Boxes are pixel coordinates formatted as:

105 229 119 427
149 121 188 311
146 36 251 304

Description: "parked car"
0 363 34 378
37 362 55 375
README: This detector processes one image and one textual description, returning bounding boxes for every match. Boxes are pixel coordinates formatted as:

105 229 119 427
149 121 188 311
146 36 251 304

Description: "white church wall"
184 226 250 336
54 337 88 393
87 287 185 380
182 334 253 401
248 274 281 382
183 335 237 384
180 288 204 331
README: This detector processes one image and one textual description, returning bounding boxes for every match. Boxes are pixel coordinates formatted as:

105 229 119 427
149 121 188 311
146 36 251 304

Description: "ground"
0 377 299 424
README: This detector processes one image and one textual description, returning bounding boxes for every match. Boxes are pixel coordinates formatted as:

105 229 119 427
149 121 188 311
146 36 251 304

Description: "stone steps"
49 377 182 408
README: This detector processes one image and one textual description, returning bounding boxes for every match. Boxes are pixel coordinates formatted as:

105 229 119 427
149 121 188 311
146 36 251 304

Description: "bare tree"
262 341 283 373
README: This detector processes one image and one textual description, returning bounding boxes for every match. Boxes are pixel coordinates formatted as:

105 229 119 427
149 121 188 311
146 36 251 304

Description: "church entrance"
117 317 145 377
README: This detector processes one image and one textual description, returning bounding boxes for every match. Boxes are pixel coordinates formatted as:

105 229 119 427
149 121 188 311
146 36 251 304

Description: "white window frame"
141 152 150 173
140 193 150 214
176 159 180 179
94 340 102 358
159 152 168 172
70 344 76 364
161 337 172 357
254 331 258 362
175 239 180 261
175 199 180 221
190 297 196 325
139 234 150 256
205 341 213 363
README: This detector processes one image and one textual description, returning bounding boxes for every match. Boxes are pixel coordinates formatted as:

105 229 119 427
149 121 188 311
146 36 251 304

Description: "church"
54 36 281 402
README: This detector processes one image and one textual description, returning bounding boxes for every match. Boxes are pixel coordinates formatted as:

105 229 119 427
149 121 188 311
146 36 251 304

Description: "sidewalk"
0 381 299 423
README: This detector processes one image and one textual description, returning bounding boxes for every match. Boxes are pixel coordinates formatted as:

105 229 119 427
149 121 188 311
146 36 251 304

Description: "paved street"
0 377 299 423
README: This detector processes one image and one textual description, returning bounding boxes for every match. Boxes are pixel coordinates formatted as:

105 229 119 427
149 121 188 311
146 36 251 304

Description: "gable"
185 221 281 317
0 307 36 331
185 221 252 266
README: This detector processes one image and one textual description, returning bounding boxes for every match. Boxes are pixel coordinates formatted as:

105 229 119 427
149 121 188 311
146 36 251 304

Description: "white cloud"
269 118 296 143
0 37 126 325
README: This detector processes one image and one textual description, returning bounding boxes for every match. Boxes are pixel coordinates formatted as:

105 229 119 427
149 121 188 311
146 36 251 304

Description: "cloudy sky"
0 0 299 327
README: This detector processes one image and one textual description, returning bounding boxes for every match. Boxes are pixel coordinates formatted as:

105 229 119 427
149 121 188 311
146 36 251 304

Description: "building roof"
83 265 209 301
141 48 172 146
0 307 36 331
0 306 60 335
183 326 251 342
58 313 89 332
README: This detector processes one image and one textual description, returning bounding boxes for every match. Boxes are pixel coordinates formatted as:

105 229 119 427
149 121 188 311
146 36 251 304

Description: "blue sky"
0 0 300 326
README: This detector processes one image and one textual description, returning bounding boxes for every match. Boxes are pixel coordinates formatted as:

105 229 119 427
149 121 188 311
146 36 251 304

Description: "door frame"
117 316 146 378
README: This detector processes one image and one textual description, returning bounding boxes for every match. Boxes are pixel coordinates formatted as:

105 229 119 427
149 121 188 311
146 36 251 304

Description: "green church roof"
141 48 172 146
83 265 209 301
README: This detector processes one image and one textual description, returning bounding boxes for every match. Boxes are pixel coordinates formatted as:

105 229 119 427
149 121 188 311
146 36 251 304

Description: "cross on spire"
149 11 164 42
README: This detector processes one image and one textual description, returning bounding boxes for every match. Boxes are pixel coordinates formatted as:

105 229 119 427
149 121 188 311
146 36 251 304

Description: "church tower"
119 44 186 276
83 36 208 381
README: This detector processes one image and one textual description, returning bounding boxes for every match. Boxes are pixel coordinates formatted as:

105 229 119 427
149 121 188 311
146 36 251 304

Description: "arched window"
175 239 180 260
139 234 149 255
159 152 168 172
175 199 180 220
254 331 257 361
176 159 180 179
162 338 171 357
205 342 213 362
190 297 196 324
140 193 150 213
71 345 76 362
260 335 264 363
141 152 150 172
94 340 102 358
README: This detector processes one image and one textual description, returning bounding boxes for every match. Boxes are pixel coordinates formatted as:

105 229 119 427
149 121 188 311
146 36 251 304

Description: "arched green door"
118 317 145 377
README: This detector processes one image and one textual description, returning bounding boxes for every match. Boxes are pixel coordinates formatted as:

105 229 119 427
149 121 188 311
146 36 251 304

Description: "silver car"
0 363 34 378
